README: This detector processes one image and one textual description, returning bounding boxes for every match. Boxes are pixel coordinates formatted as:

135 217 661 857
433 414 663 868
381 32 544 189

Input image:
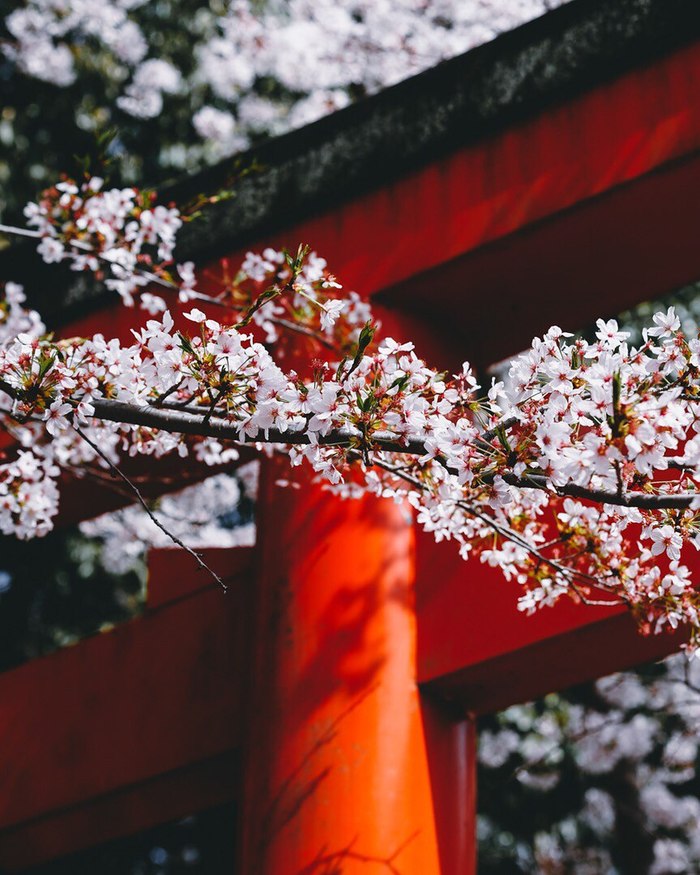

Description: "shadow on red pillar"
238 462 475 874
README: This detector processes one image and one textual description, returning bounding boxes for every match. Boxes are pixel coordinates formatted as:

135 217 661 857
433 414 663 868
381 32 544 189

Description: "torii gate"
1 0 700 870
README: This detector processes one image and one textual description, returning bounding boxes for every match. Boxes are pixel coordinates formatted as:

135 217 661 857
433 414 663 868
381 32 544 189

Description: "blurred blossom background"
0 1 565 221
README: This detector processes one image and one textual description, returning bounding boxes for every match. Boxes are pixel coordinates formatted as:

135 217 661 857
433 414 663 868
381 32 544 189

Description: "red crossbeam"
0 548 252 870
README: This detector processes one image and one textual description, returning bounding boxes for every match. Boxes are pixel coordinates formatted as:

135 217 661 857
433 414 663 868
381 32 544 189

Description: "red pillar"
238 463 476 874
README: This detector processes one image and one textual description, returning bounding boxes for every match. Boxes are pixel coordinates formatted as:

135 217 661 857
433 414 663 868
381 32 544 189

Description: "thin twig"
372 457 623 597
0 222 42 239
150 377 185 408
73 424 227 592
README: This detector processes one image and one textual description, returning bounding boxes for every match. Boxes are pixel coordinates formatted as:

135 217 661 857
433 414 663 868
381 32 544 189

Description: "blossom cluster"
0 447 60 540
235 247 371 351
25 176 185 309
5 0 148 88
0 281 44 346
24 176 371 347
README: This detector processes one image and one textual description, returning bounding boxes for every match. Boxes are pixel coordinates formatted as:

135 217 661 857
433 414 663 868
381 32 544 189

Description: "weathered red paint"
238 464 476 874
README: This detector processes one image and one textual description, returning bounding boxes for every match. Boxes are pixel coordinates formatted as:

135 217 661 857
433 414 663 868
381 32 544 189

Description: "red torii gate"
1 0 700 870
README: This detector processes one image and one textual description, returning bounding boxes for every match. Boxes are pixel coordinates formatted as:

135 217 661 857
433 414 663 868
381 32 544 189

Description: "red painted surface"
380 149 700 369
0 548 251 870
194 39 700 321
54 41 700 365
429 613 686 717
415 531 687 714
238 464 475 875
0 752 239 871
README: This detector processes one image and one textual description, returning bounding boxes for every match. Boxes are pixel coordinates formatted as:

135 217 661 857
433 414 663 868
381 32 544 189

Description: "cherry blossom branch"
3 176 700 646
2 380 695 513
89 396 429 455
497 472 700 511
59 240 342 350
80 398 700 511
0 222 41 239
16 178 357 351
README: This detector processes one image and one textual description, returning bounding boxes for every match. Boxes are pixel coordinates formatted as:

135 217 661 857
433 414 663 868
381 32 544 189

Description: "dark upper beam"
168 0 700 261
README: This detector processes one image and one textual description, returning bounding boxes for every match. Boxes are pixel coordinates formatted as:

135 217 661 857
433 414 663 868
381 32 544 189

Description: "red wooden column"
238 463 475 874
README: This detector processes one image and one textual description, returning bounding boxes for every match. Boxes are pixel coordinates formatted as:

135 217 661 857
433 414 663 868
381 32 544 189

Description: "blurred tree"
0 0 564 221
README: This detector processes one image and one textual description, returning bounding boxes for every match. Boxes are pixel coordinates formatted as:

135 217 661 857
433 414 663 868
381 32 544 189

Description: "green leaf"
37 352 56 379
347 321 376 377
335 356 348 381
236 285 281 329
178 332 194 354
284 243 310 278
